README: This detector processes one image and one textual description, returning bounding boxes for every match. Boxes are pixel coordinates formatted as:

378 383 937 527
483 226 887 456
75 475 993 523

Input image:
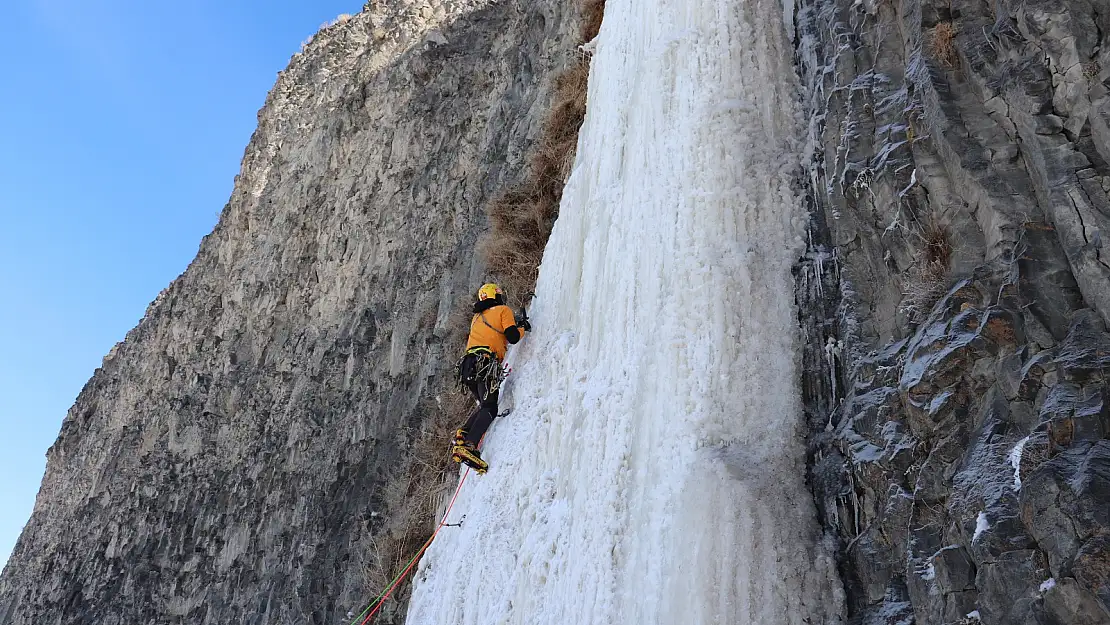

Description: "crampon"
451 443 489 474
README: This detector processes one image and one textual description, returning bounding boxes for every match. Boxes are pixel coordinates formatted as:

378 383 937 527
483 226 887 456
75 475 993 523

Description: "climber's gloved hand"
519 307 532 332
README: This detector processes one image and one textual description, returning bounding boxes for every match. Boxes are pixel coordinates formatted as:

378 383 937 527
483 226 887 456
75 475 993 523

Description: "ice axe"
518 291 534 332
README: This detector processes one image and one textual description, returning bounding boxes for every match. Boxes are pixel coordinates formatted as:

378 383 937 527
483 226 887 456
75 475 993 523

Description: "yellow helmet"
477 283 503 301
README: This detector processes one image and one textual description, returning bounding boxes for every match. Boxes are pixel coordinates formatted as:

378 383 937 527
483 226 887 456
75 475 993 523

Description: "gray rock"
1055 310 1110 379
796 0 1110 616
849 593 915 625
1073 532 1110 611
1039 577 1110 625
1 0 1108 621
1021 441 1110 574
934 545 977 592
975 550 1051 624
1037 383 1110 446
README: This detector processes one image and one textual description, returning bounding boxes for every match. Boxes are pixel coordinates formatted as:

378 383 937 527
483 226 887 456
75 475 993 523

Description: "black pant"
462 388 499 448
458 353 501 447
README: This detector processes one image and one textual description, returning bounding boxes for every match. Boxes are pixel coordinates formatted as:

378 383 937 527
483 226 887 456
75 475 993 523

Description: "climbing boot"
451 442 488 474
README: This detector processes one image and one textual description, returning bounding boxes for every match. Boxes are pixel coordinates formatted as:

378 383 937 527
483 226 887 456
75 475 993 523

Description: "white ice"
405 0 844 623
1010 436 1029 491
972 511 990 543
918 561 936 581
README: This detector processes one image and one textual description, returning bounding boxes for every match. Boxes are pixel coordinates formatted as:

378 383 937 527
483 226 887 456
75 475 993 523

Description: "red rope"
358 462 476 624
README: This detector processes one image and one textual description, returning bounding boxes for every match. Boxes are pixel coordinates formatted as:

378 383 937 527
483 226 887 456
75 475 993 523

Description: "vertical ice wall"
406 0 845 622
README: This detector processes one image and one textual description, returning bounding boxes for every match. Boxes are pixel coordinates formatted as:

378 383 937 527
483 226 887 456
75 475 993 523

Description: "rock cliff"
794 0 1110 618
0 2 585 624
4 0 1110 622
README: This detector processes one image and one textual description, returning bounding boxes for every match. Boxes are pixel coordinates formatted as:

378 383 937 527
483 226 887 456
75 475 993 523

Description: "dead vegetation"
365 382 474 604
481 1 604 306
902 215 955 319
1084 61 1101 81
362 0 607 605
929 22 959 69
360 294 476 607
580 0 606 41
984 315 1017 344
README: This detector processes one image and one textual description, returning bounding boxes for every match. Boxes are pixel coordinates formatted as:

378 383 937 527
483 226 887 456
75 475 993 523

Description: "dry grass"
984 315 1017 345
481 184 550 301
581 0 606 41
1084 61 1101 81
365 388 475 601
929 22 959 68
920 217 953 269
901 216 955 319
363 296 478 602
480 1 603 306
534 61 590 191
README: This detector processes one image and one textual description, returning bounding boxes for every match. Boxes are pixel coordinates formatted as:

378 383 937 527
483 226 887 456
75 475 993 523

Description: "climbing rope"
347 459 478 625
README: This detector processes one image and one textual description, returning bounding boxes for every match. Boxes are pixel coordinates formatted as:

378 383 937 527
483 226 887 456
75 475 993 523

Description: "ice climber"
451 283 530 473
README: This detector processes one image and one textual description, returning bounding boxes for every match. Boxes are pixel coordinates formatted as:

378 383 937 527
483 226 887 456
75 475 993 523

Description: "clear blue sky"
0 0 363 570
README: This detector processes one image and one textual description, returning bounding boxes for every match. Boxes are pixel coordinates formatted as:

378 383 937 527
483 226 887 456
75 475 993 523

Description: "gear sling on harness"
455 346 503 395
454 344 506 448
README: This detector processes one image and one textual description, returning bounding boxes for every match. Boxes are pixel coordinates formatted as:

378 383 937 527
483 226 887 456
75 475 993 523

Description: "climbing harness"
454 346 508 397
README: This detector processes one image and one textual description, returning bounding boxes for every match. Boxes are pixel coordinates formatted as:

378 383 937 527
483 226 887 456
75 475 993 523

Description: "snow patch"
1010 436 1029 491
972 511 990 543
917 560 936 581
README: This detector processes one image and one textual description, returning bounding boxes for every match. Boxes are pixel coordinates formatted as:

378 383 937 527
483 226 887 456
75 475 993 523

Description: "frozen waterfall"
405 0 845 622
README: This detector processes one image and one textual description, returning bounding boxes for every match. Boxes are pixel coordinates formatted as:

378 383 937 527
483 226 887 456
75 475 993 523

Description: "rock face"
0 2 583 624
794 0 1110 618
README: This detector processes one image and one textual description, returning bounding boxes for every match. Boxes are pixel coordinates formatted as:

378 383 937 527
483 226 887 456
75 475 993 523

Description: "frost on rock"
857 598 914 625
917 560 936 581
404 0 844 622
1009 436 1029 491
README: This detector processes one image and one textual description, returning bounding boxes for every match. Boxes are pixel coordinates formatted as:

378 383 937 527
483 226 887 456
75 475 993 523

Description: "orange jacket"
466 303 524 360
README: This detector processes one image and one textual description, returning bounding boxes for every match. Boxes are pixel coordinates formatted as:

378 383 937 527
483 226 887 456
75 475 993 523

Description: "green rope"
348 435 483 624
347 542 430 625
